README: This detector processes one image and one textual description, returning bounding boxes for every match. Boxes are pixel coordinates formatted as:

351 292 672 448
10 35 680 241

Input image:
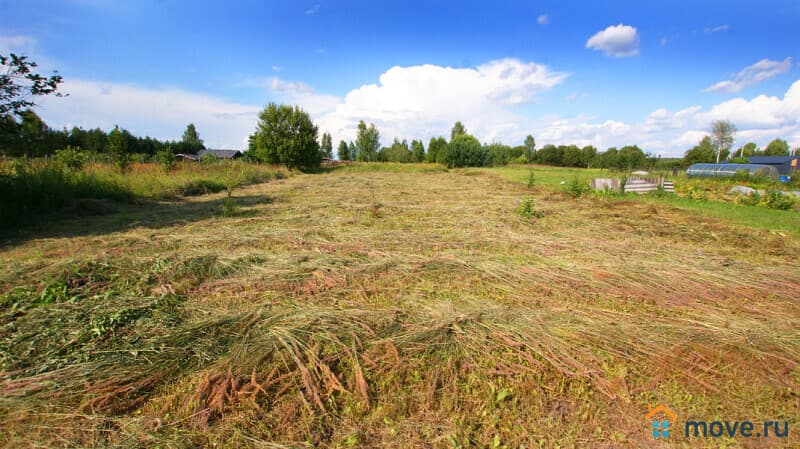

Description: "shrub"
564 178 588 198
735 191 761 206
760 190 795 210
516 196 544 219
156 148 177 171
114 153 131 172
54 146 87 171
200 153 217 164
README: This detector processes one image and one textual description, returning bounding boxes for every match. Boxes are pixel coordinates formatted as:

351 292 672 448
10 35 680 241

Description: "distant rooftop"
746 156 798 164
197 149 243 159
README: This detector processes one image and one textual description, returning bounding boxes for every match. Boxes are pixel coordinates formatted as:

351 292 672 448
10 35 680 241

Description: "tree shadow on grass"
0 194 274 248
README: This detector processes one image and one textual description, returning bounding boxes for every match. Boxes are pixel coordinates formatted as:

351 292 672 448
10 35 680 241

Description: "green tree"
427 137 447 163
410 139 425 162
537 144 561 166
108 125 131 171
764 138 789 156
443 134 486 168
18 109 50 156
684 136 717 165
524 135 536 163
157 147 177 171
450 121 467 141
348 141 357 161
320 132 333 158
379 138 411 162
337 139 350 160
710 120 736 163
561 145 582 167
594 147 617 169
54 145 86 170
1 53 65 116
581 145 597 168
486 143 513 166
181 123 204 152
355 120 380 162
617 145 647 169
248 103 321 169
736 142 758 158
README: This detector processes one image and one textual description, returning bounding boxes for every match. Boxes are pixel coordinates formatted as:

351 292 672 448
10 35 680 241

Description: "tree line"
0 109 206 157
245 108 660 170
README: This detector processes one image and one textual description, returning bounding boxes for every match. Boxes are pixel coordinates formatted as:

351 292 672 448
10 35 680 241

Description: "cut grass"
1 163 799 448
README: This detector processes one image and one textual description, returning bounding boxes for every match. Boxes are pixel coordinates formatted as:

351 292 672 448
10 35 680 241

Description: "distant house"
745 156 799 175
176 153 199 161
197 149 243 160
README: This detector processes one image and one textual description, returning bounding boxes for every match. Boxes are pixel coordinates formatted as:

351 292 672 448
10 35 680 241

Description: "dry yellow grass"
1 165 798 448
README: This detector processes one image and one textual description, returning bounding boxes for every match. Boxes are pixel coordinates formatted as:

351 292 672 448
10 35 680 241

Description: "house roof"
197 149 242 159
746 156 798 164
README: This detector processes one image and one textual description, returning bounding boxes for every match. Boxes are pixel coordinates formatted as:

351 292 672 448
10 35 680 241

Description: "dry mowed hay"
1 166 799 448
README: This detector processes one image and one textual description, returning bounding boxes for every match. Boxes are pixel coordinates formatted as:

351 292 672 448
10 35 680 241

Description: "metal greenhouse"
686 163 779 179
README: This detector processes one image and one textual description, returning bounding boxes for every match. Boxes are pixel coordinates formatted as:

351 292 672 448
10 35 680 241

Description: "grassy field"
1 163 799 448
485 164 800 235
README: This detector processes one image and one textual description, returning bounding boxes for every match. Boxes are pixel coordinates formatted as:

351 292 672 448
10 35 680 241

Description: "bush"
156 148 177 171
442 135 487 168
200 153 217 164
516 196 544 218
114 153 131 172
563 178 588 198
511 155 528 165
735 191 761 206
760 190 795 210
54 146 87 171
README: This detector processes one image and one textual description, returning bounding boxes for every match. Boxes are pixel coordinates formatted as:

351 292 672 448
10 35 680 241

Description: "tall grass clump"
0 161 133 228
0 159 290 229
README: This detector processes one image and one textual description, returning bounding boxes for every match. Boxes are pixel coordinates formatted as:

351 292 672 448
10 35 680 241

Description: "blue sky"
2 0 799 155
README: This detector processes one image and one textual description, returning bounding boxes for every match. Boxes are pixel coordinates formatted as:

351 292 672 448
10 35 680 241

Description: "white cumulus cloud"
30 59 800 157
533 81 800 154
38 80 261 149
703 57 793 94
586 24 640 57
315 58 568 145
537 14 549 25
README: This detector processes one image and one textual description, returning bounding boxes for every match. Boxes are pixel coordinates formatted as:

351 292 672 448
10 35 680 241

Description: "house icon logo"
645 403 678 439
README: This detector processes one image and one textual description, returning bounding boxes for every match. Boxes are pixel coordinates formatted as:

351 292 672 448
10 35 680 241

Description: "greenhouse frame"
686 163 779 179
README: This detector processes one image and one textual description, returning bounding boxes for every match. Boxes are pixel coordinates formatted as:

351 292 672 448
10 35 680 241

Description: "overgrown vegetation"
0 159 290 228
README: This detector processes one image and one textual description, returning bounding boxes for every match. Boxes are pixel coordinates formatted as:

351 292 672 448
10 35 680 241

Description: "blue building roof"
746 156 798 164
